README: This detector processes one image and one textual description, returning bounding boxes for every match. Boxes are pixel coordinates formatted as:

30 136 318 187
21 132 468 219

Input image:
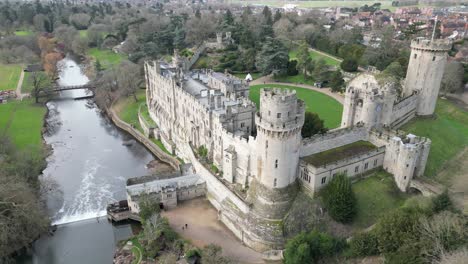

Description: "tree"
322 173 356 223
441 61 464 94
29 72 50 103
330 70 344 93
311 59 328 82
301 112 327 138
374 209 421 253
201 244 231 264
71 35 88 56
256 37 289 76
273 9 282 23
43 52 63 80
287 60 299 76
284 230 344 264
116 61 142 102
296 41 312 78
138 194 160 223
95 59 102 72
69 13 91 30
340 58 358 72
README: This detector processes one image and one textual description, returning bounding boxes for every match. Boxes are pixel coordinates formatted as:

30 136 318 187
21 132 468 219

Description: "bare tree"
29 72 51 103
116 61 142 102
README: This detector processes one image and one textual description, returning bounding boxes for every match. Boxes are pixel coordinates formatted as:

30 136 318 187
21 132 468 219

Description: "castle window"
321 177 326 184
266 140 268 149
414 54 417 59
344 169 348 175
268 110 271 116
274 178 277 187
364 163 368 169
332 173 337 177
406 164 409 168
355 166 359 173
404 176 407 180
240 122 245 128
432 56 436 61
277 113 281 118
374 159 378 166
275 159 278 168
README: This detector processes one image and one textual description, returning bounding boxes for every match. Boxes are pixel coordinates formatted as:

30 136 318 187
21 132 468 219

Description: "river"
17 57 154 264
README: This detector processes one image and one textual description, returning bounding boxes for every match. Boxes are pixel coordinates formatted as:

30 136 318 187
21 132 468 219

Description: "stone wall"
108 107 180 170
300 126 369 157
390 94 418 128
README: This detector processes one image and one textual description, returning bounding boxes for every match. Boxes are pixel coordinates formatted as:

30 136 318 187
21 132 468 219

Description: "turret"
403 37 452 116
256 88 305 189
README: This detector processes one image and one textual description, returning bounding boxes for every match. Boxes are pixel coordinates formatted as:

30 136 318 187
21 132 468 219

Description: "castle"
137 37 451 251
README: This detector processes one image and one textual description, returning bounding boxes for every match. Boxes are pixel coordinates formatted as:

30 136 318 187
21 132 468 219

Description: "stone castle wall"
390 94 418 128
300 125 369 157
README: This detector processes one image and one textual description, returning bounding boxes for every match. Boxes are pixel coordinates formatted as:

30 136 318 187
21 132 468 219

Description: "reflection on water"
18 57 153 264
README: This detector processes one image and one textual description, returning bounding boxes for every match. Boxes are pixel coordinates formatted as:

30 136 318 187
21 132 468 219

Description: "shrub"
431 190 454 213
340 58 358 72
185 248 201 258
210 164 219 174
349 232 379 257
197 145 208 158
322 173 356 223
301 112 327 138
284 230 345 264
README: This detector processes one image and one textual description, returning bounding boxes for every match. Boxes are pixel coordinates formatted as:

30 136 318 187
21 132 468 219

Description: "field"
22 72 52 93
249 84 343 128
0 64 22 91
79 30 88 38
14 30 33 36
289 49 341 67
352 171 409 228
0 99 46 149
88 48 125 69
402 99 468 183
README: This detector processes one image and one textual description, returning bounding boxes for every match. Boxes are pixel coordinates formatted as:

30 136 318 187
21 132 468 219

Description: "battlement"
410 37 452 51
260 88 298 103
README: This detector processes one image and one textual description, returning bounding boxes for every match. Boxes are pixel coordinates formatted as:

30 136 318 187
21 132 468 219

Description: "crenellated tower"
403 37 452 116
255 88 305 190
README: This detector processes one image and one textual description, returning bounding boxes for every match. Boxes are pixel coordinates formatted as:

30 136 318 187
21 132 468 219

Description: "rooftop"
302 140 377 167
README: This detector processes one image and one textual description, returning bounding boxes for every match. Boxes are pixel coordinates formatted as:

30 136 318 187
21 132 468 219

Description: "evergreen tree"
296 41 312 78
432 190 454 213
273 9 282 22
95 59 102 72
312 59 328 82
340 58 358 72
301 112 327 138
195 9 201 19
322 173 356 223
173 26 185 50
330 70 344 92
255 37 289 75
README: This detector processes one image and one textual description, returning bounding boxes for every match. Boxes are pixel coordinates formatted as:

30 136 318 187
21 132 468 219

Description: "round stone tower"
256 88 305 190
403 37 452 116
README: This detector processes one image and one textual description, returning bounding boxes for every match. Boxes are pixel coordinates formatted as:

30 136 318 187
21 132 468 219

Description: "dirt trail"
162 198 264 264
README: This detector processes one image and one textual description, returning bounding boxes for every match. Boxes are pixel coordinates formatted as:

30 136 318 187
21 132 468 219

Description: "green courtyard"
352 171 409 228
249 84 343 128
0 64 22 91
402 99 468 182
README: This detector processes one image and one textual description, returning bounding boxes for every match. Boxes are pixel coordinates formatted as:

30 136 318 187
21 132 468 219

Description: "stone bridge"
409 178 444 197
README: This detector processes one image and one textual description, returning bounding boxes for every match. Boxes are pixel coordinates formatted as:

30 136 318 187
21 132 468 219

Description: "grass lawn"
115 89 172 155
274 74 316 86
352 171 410 228
250 84 343 128
0 99 46 149
289 49 341 67
22 71 52 93
88 48 124 69
79 30 88 38
401 99 468 182
0 64 22 91
14 30 33 36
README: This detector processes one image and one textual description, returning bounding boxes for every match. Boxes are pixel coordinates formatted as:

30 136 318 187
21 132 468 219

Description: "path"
15 69 26 100
162 198 265 264
251 76 344 104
